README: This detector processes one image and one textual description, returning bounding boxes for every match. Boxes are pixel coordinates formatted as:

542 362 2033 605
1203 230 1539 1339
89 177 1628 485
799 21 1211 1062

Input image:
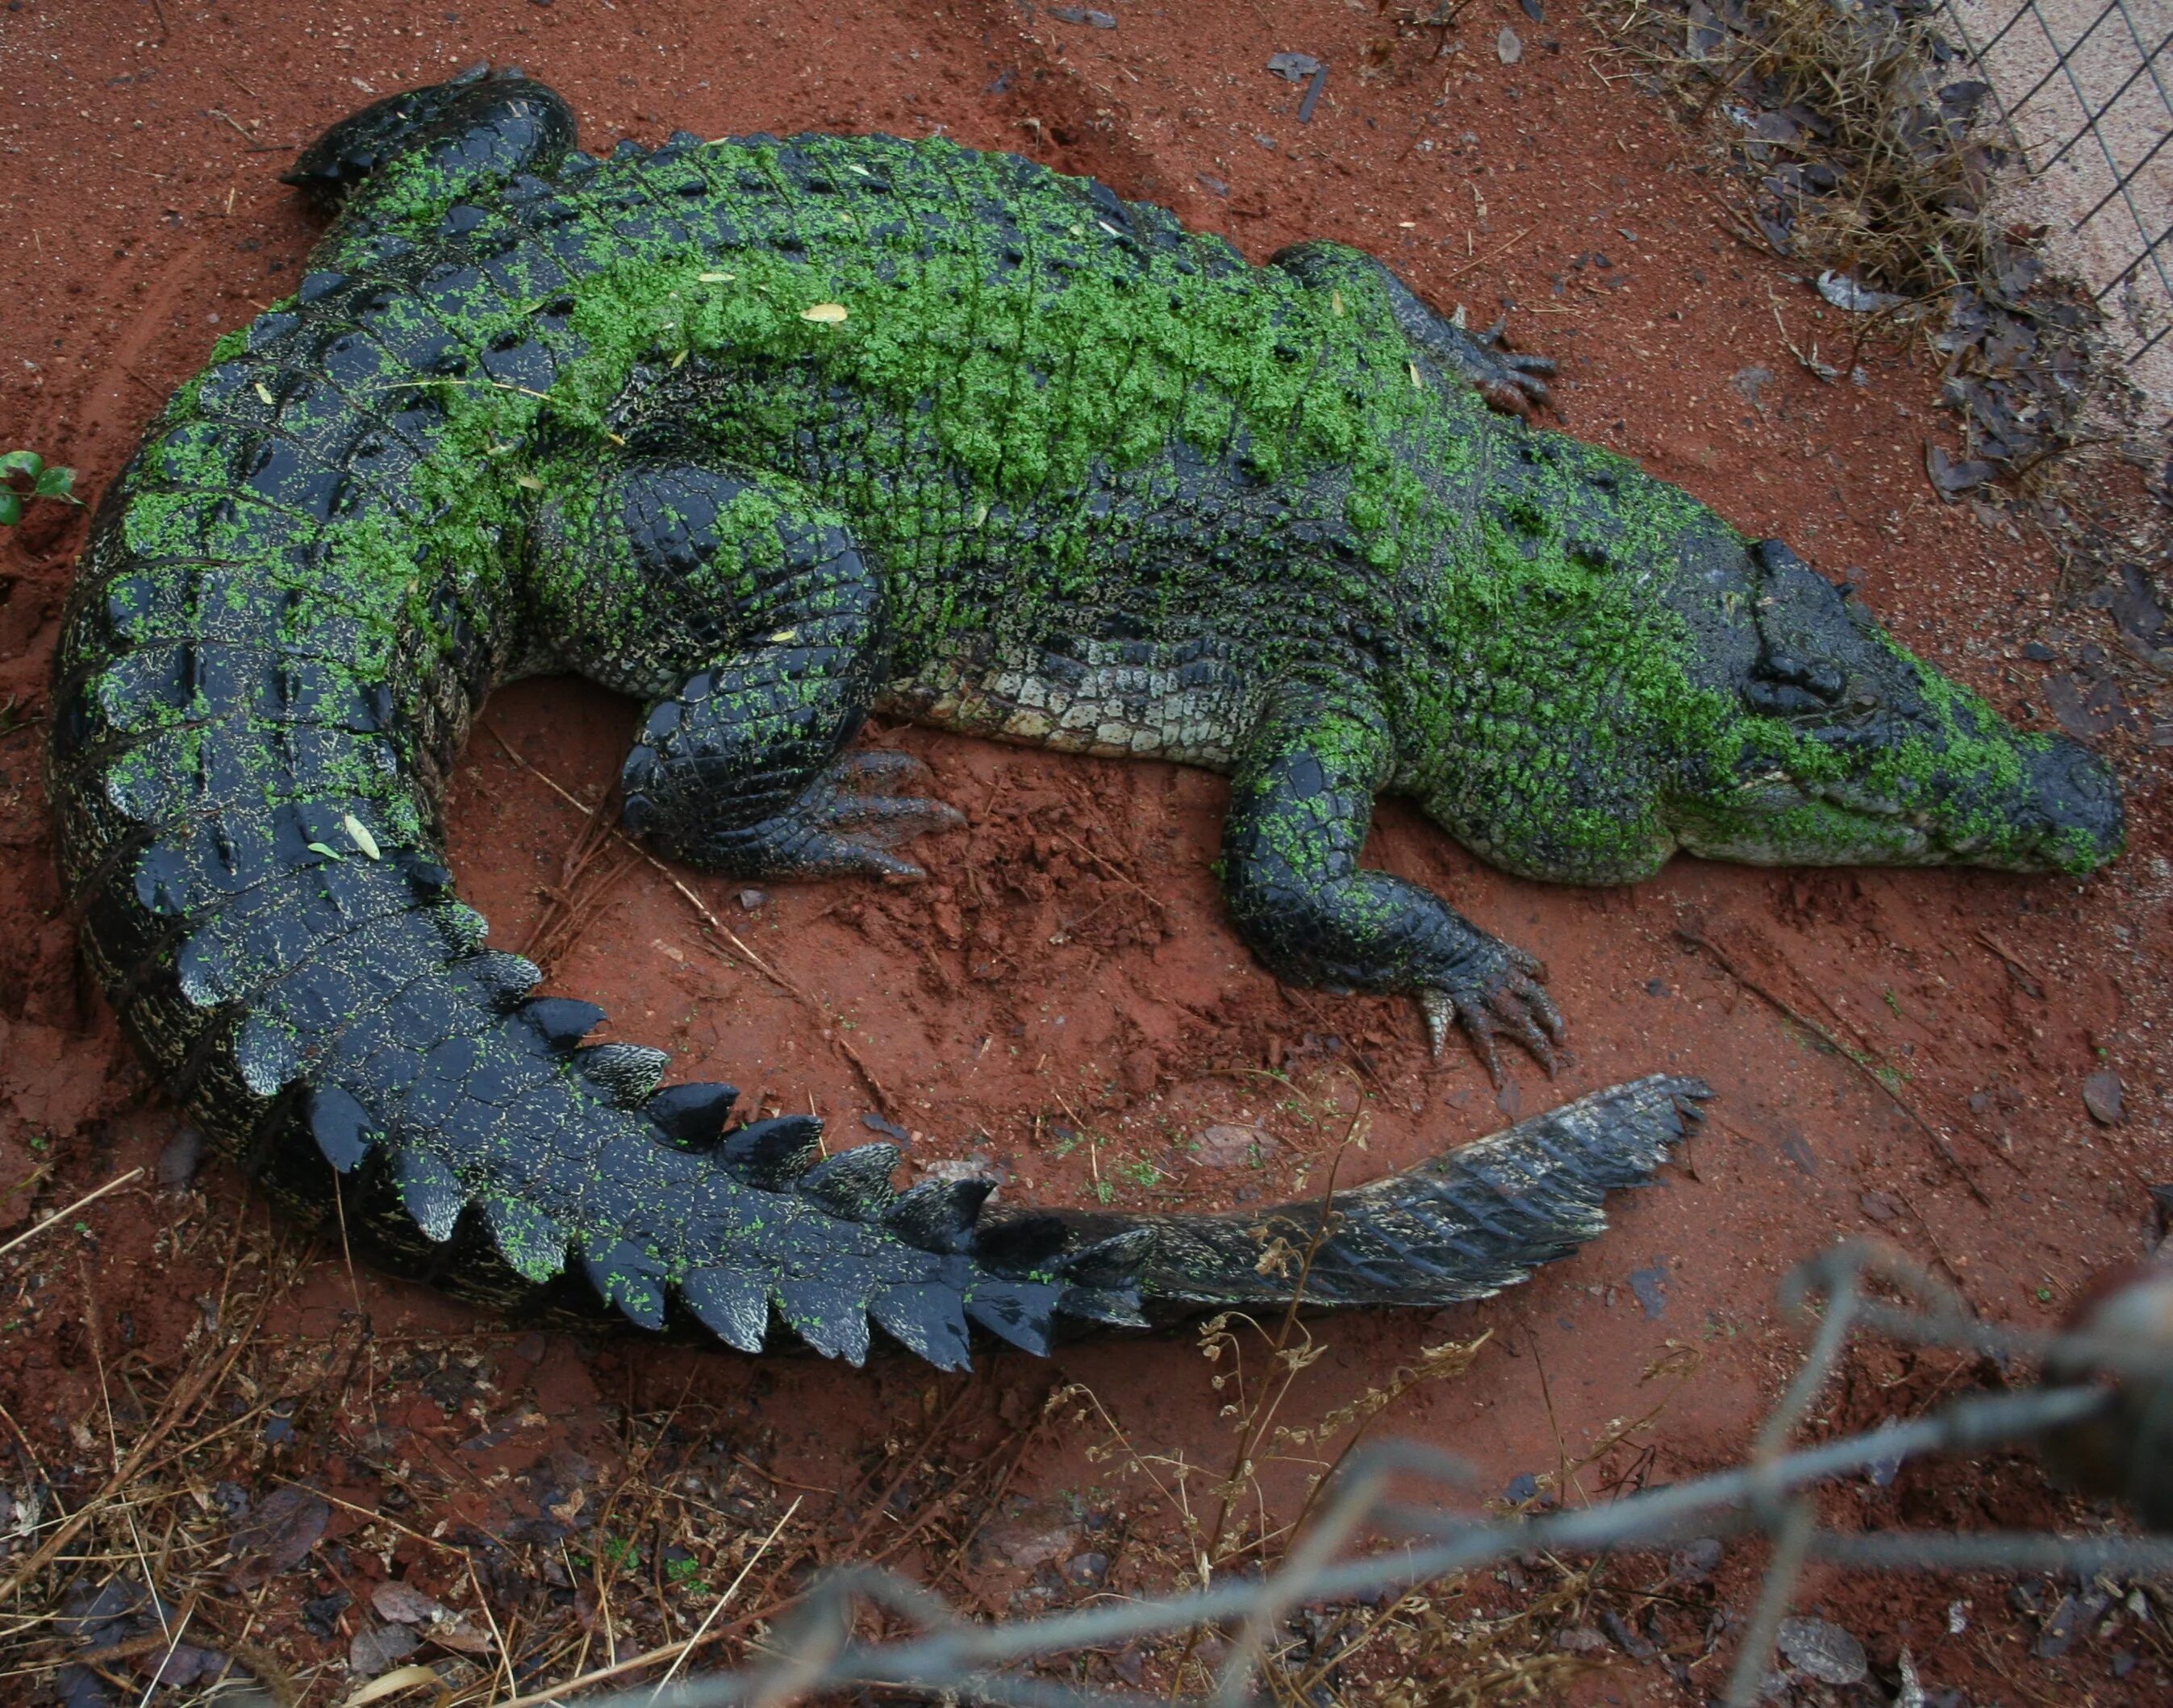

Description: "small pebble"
2082 1068 2123 1125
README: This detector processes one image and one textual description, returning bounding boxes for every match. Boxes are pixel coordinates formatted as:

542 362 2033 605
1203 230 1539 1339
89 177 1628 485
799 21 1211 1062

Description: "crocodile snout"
2015 736 2125 873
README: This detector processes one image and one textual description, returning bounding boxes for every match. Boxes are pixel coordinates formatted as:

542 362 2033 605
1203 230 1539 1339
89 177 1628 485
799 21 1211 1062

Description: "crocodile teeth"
397 1148 467 1243
645 1081 739 1149
518 996 607 1049
870 1282 973 1371
796 1143 900 1219
777 1277 871 1364
682 1266 769 1353
885 1177 993 1252
718 1115 822 1188
580 1238 668 1331
467 949 542 1006
573 1042 670 1103
307 1083 380 1173
482 1194 567 1283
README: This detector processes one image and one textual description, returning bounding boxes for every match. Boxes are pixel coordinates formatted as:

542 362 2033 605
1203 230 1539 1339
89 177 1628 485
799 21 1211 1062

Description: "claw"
1501 1006 1559 1075
1471 1022 1506 1089
831 748 932 794
1420 988 1454 1058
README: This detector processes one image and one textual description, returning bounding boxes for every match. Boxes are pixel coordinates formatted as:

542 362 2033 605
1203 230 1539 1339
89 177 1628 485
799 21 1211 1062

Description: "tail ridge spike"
482 1193 567 1283
647 1081 740 1149
966 1278 1062 1355
870 1282 974 1370
886 1177 993 1252
718 1114 823 1187
307 1083 379 1173
574 1042 670 1103
519 996 608 1050
777 1278 873 1364
468 949 543 1006
581 1239 669 1331
798 1143 902 1219
682 1265 769 1352
396 1146 467 1242
1061 1226 1157 1289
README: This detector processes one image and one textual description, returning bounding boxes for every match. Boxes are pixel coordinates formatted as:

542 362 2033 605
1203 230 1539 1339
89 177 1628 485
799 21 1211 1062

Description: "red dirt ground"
2 0 2167 1701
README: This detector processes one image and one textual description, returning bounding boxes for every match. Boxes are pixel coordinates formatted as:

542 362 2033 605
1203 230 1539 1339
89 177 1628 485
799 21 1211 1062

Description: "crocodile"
48 69 2119 1367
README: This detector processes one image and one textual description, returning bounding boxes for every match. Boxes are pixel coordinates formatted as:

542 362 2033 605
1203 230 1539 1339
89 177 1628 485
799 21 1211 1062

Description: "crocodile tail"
44 320 1141 1379
1010 1076 1709 1312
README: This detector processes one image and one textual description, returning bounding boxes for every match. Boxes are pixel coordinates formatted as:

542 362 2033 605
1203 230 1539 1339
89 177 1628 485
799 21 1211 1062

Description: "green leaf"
0 451 42 480
305 840 345 860
32 464 77 501
0 493 19 527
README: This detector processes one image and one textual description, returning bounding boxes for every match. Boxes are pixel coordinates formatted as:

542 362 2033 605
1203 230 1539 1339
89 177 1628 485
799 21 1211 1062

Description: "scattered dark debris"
1777 1614 1869 1685
153 1123 203 1189
1598 0 2112 492
1298 63 1329 123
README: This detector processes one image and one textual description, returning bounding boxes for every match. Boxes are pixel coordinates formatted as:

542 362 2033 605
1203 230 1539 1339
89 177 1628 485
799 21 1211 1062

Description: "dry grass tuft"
1593 0 2007 303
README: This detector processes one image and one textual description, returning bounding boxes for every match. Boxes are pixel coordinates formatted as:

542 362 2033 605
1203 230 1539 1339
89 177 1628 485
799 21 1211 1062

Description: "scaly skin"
46 70 2117 1365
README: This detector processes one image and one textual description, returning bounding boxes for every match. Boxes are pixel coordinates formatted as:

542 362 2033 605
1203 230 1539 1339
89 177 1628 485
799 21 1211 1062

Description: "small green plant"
665 1555 713 1597
0 451 81 527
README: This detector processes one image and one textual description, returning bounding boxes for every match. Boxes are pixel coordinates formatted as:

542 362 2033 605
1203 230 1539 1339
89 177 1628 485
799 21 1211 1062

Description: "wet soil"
2 0 2167 1701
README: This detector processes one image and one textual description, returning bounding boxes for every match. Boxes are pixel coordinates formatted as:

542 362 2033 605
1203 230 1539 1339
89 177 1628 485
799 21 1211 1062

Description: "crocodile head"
1665 541 2124 876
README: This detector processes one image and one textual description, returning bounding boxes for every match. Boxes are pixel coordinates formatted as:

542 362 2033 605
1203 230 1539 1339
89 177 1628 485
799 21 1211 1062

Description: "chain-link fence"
1937 0 2173 410
498 1242 2171 1708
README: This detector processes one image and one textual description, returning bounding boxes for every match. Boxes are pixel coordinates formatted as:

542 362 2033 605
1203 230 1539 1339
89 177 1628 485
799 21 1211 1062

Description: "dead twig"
1974 930 2046 1001
482 722 895 1114
1675 927 1999 1202
0 1168 146 1261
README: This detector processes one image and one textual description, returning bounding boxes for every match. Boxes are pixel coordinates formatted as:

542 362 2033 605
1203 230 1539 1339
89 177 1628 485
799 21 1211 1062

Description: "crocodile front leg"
1221 681 1562 1081
532 455 960 879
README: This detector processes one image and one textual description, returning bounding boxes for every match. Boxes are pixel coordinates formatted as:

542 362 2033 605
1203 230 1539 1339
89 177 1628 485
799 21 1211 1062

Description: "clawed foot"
1465 318 1555 415
790 750 965 878
1418 938 1563 1084
625 748 962 880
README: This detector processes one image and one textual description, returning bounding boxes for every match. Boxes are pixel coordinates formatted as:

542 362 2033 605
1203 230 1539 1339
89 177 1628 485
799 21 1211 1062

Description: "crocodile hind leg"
283 64 576 216
530 455 961 879
1270 240 1554 414
1221 681 1562 1081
